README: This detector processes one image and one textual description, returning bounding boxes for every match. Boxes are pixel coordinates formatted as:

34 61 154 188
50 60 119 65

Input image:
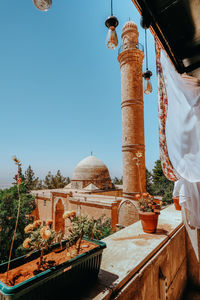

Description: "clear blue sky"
0 0 159 187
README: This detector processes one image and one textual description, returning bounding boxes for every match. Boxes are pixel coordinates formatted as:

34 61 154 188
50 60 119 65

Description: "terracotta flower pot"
173 197 181 211
139 211 160 233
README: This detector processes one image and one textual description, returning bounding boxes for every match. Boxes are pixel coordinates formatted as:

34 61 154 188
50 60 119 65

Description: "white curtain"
160 50 200 227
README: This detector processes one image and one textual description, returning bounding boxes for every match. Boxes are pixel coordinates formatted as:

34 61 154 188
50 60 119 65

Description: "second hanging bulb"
144 77 153 95
33 0 52 11
105 14 119 50
106 26 118 50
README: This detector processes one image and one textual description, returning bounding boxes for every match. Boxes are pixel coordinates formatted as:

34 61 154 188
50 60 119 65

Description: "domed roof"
72 155 111 181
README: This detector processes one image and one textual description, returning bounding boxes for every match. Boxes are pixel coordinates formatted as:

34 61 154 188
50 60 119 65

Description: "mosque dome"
72 155 110 181
71 155 113 190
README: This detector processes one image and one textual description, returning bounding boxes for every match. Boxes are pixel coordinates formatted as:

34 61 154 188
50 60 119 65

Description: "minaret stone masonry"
118 21 146 201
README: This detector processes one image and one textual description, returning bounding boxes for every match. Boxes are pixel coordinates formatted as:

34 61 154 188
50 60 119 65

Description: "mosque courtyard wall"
32 189 122 233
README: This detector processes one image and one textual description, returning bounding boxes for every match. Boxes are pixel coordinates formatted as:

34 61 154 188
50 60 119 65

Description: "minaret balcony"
118 42 144 54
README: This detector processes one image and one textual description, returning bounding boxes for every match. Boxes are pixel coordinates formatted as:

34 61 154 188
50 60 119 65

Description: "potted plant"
136 192 161 233
133 151 161 233
0 158 106 300
0 213 106 299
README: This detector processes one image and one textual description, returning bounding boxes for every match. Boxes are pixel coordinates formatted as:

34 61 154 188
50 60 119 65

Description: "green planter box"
0 238 106 300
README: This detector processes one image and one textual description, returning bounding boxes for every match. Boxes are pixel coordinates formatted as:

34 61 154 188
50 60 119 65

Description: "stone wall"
33 191 120 231
35 196 52 224
69 199 111 219
118 200 139 226
78 205 186 300
69 198 119 231
114 226 186 300
91 189 123 197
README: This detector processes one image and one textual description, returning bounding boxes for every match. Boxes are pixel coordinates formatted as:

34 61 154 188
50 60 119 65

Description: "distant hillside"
0 183 12 190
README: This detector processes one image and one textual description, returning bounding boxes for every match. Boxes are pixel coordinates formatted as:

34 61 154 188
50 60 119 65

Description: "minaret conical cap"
122 21 137 33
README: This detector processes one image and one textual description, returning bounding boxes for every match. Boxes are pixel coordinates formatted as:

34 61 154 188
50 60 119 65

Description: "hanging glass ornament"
33 0 52 11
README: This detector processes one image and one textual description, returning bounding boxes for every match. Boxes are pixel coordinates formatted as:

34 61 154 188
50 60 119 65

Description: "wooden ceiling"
132 0 200 75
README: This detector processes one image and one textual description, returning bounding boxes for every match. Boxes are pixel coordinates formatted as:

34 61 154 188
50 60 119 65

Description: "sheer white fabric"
160 50 200 227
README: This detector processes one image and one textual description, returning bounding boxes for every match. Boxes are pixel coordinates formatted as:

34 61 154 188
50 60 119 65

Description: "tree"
0 184 36 263
54 170 70 189
43 170 70 189
146 168 153 194
43 171 52 189
35 179 43 190
151 160 174 204
113 176 123 185
24 165 42 191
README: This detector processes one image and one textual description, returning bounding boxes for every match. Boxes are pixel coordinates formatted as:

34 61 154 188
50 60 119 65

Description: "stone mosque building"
32 155 123 233
32 21 147 233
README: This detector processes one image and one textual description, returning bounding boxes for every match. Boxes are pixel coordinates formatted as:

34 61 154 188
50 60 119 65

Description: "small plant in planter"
23 220 62 273
0 214 106 299
0 163 106 299
137 192 161 214
136 192 161 233
63 211 102 254
133 151 161 233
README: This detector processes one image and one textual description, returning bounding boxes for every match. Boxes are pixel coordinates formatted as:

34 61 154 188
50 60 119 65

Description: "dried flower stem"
136 161 143 200
6 161 21 283
133 151 144 200
77 234 83 254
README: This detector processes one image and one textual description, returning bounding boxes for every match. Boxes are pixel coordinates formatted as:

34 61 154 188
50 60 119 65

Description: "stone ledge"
79 205 183 299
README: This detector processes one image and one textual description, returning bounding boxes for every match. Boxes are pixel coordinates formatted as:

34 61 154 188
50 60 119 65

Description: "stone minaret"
118 21 146 201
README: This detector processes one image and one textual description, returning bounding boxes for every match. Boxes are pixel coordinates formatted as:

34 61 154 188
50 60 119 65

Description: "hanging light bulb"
143 70 153 95
105 0 119 50
142 27 153 95
106 25 118 49
33 0 52 11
